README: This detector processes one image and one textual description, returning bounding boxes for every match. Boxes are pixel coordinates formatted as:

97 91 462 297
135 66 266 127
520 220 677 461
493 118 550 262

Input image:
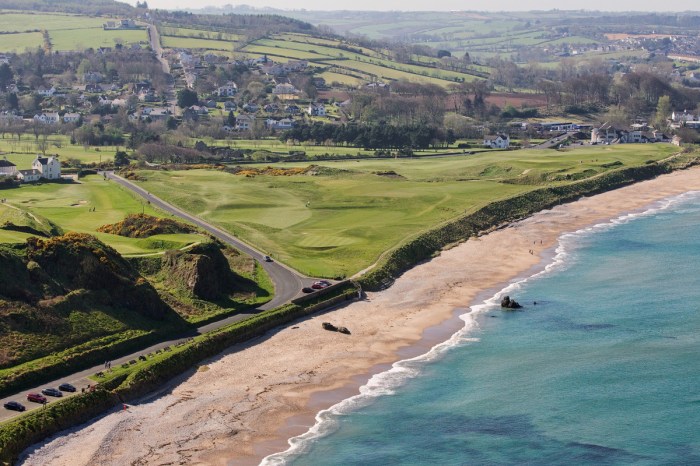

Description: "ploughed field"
135 144 677 278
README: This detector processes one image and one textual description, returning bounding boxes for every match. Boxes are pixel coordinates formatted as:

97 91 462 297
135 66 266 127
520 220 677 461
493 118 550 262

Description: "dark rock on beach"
322 322 338 331
322 322 351 334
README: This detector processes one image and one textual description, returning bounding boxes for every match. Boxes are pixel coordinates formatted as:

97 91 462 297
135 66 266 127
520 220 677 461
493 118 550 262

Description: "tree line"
280 122 456 150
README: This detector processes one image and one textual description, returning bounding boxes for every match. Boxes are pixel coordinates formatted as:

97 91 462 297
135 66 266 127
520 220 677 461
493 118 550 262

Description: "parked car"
311 280 332 289
59 383 76 393
41 388 63 398
302 287 314 293
3 401 26 412
264 255 272 262
27 393 47 404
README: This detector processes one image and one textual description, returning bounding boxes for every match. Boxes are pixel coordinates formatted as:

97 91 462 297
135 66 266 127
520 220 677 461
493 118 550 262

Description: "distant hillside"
153 9 316 37
0 0 134 16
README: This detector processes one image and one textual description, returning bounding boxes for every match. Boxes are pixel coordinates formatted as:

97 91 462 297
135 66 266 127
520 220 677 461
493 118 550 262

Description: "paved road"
0 173 320 423
0 307 265 423
105 171 313 309
532 131 580 149
146 23 169 75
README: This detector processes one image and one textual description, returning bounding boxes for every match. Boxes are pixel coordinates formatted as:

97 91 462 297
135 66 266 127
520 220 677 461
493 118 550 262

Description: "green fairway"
0 135 116 167
0 175 207 255
135 144 677 277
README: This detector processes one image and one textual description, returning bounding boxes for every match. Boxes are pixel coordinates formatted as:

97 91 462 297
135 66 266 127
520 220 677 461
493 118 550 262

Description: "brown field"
605 33 685 40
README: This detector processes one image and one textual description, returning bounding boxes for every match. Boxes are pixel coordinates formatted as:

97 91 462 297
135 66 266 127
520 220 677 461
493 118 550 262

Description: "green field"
162 35 234 51
0 175 208 255
0 32 43 52
0 12 103 32
134 144 677 277
0 135 117 167
50 28 147 51
160 26 241 42
0 12 146 51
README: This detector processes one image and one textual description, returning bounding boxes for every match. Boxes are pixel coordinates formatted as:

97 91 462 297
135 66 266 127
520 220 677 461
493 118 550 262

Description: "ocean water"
263 191 700 466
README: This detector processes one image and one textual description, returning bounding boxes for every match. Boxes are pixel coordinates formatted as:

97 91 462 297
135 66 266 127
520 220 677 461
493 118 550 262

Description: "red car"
27 393 47 404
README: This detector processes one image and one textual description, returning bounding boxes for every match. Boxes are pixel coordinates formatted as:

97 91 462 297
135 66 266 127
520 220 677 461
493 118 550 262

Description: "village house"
16 169 41 183
0 157 17 177
62 113 81 124
32 155 61 179
33 113 60 125
17 155 62 182
483 133 510 149
272 83 299 100
235 114 255 131
36 86 56 98
265 118 295 130
215 82 238 97
242 103 259 113
224 101 237 112
307 103 326 117
591 126 620 144
285 104 300 115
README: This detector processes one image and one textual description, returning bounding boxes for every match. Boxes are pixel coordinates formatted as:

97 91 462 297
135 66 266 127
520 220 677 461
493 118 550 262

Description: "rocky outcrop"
322 322 351 334
500 296 522 309
162 242 239 301
23 233 170 319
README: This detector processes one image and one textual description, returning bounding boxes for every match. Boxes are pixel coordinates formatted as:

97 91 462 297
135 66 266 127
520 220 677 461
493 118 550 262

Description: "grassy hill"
0 232 271 396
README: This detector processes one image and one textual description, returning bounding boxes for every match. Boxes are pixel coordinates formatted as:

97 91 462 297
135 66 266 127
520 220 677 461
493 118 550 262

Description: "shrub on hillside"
97 213 197 238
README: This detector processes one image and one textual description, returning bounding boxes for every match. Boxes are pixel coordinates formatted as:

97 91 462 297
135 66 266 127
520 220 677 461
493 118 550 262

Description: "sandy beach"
20 167 700 466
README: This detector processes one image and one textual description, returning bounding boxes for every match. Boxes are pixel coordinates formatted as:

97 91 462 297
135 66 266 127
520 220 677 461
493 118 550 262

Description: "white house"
32 155 61 180
307 103 326 117
272 83 298 97
33 113 60 125
63 113 81 124
483 133 510 149
0 157 17 177
215 82 238 97
37 86 56 97
671 111 696 123
265 118 294 130
17 169 41 183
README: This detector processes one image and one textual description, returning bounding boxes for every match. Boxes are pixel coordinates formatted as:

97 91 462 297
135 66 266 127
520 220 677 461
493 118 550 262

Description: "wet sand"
20 167 700 466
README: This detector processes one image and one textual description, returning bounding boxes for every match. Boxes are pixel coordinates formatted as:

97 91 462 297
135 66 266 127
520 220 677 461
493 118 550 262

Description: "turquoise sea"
263 192 700 466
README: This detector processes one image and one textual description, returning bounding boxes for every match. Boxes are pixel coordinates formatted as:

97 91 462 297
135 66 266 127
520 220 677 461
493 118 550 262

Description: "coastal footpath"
3 153 700 464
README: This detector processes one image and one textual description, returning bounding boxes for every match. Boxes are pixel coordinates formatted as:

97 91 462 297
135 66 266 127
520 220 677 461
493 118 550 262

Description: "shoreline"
21 167 700 466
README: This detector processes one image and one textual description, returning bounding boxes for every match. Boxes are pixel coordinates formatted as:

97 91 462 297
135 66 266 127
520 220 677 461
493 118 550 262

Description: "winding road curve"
0 173 318 424
105 171 312 309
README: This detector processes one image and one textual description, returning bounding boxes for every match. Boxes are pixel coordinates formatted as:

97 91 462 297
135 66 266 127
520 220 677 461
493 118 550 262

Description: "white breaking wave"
260 190 700 466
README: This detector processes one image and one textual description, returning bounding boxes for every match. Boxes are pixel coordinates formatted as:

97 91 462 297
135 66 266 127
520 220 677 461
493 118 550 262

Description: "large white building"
483 133 510 149
31 155 61 180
